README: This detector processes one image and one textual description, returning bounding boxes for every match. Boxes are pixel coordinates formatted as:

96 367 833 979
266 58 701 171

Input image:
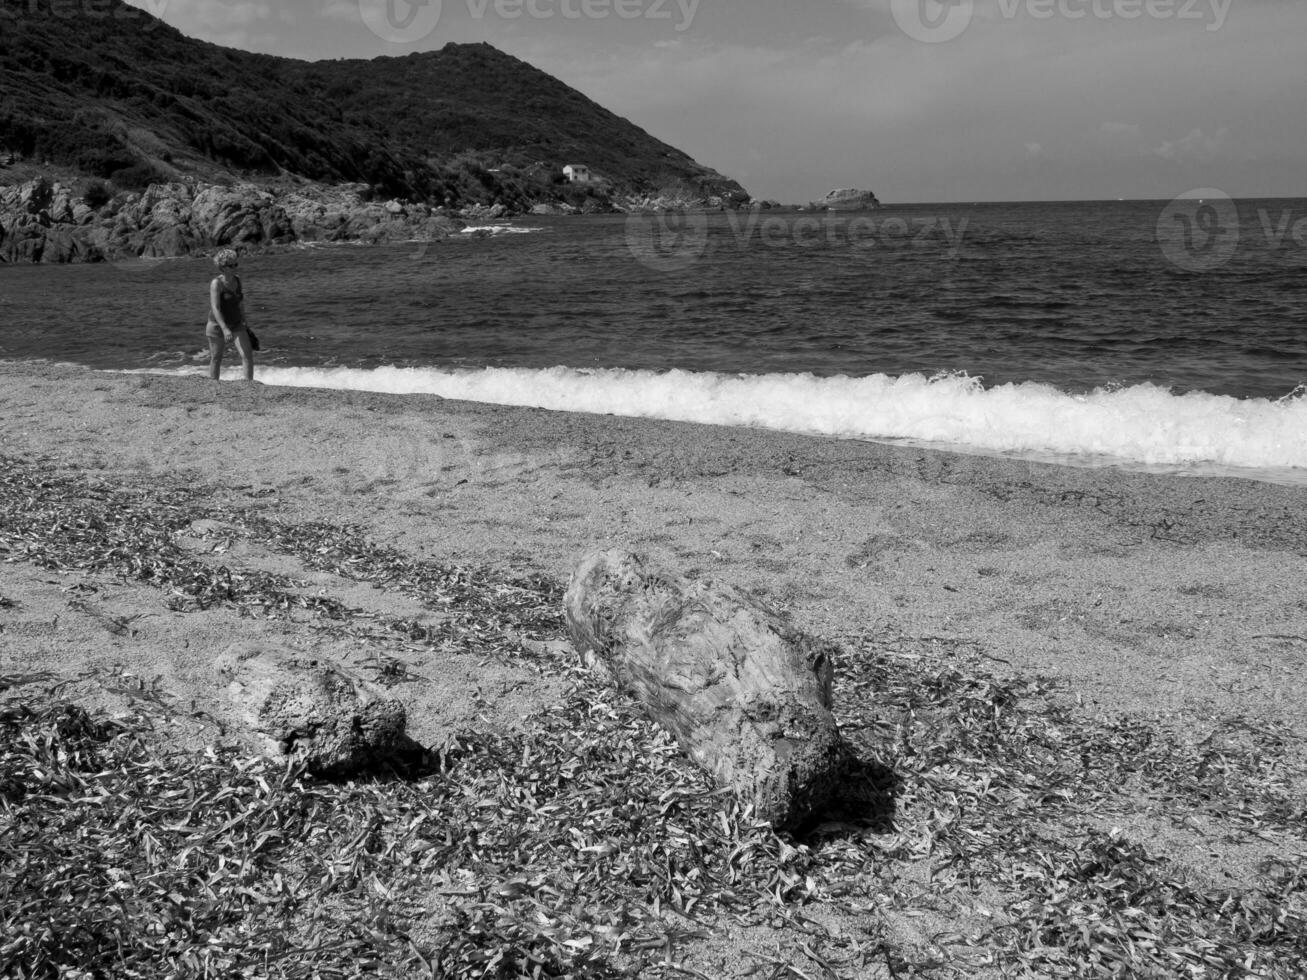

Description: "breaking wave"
234 365 1307 483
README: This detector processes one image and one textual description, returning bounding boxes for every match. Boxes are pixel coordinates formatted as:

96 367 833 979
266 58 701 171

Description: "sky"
121 0 1307 203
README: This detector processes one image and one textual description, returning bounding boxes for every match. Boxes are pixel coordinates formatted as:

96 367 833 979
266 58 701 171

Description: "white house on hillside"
563 164 591 184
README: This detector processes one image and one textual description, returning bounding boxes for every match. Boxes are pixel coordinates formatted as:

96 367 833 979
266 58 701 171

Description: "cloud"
1153 127 1230 164
124 0 279 50
321 0 360 21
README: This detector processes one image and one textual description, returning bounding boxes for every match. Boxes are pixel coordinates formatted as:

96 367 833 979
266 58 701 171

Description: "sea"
2 198 1305 485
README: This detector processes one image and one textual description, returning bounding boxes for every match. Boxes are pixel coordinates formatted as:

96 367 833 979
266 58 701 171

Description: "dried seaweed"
2 454 1305 978
0 680 823 978
0 457 353 620
0 456 558 659
830 633 1307 978
234 513 566 653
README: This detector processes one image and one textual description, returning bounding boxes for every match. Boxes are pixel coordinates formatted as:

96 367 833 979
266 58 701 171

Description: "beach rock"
40 224 99 264
140 186 193 227
0 212 52 263
139 222 201 258
564 549 850 830
48 185 76 224
0 173 463 262
214 642 408 776
615 190 723 213
416 214 459 238
192 186 270 245
16 177 53 215
460 202 510 221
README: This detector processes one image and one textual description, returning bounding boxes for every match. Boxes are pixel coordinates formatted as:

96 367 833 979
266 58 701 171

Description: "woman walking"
206 248 255 381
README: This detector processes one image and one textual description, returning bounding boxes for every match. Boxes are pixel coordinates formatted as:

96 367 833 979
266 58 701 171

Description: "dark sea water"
3 198 1306 481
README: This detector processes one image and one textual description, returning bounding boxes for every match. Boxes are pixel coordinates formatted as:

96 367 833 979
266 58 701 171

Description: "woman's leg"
232 331 254 381
207 331 224 380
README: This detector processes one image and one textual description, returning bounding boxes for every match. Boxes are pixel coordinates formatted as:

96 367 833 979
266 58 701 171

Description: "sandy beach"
3 359 1305 977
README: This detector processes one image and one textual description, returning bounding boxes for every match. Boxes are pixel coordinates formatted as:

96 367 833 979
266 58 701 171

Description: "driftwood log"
564 549 849 830
215 642 407 776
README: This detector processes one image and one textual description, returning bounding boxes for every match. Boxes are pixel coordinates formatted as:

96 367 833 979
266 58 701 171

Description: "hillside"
0 0 747 208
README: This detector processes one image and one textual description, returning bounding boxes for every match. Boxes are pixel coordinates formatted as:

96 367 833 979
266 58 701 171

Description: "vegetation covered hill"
0 0 747 208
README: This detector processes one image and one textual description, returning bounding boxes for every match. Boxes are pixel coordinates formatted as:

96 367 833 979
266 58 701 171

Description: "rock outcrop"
815 188 880 211
614 190 748 213
0 177 462 264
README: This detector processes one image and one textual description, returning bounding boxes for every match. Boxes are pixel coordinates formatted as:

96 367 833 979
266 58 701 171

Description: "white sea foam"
458 225 544 235
230 365 1307 483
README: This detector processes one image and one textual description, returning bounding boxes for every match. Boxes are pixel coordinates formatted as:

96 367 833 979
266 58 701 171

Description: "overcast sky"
123 0 1306 203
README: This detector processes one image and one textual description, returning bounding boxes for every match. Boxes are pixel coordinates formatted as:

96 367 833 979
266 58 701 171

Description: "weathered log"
215 642 407 776
564 549 849 830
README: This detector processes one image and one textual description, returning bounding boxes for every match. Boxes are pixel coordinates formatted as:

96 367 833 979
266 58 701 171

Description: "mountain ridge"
0 0 748 208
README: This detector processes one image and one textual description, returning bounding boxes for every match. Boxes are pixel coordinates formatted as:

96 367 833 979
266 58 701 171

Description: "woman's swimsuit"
206 275 246 337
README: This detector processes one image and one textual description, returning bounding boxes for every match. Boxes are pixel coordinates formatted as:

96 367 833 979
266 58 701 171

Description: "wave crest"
216 365 1307 479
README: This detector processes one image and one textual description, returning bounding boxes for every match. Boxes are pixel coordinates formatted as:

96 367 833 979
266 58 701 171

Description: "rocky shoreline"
0 177 465 264
0 175 757 264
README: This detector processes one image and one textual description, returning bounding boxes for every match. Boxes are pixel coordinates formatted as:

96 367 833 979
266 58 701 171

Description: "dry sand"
3 359 1305 975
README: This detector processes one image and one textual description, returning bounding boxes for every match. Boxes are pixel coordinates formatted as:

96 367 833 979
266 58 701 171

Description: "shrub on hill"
79 178 110 208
